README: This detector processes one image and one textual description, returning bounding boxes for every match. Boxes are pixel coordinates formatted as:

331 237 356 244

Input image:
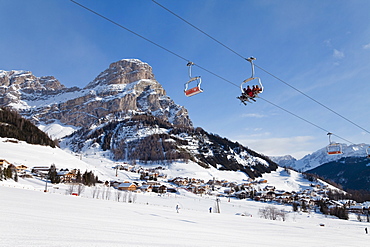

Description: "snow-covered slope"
2 135 369 247
0 136 338 195
0 137 108 180
1 181 369 247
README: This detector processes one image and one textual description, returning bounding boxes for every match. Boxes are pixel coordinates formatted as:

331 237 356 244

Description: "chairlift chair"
238 57 263 104
326 133 343 155
366 146 370 159
184 62 203 97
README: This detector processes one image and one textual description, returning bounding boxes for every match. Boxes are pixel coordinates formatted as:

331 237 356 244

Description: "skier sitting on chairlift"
239 85 256 104
253 85 262 96
246 85 256 100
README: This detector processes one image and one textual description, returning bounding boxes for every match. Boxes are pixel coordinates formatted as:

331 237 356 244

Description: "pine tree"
5 166 13 179
76 169 82 183
82 170 88 185
292 202 299 212
48 164 60 184
318 200 329 215
14 172 18 182
301 201 308 212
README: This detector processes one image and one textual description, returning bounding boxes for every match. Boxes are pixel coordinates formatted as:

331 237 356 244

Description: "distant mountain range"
271 144 370 191
307 156 370 191
271 143 370 171
0 59 278 179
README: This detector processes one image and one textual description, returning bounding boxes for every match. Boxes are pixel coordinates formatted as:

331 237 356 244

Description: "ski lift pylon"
326 133 343 155
184 61 203 97
238 57 263 105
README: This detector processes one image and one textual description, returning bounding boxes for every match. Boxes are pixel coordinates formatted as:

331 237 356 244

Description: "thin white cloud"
238 136 316 159
323 39 332 47
363 43 370 50
333 49 345 59
241 113 266 118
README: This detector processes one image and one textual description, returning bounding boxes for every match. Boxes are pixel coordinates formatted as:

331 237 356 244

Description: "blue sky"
1 0 370 159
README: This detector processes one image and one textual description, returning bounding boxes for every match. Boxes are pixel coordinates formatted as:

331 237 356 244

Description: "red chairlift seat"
326 133 343 155
326 144 343 155
184 62 203 97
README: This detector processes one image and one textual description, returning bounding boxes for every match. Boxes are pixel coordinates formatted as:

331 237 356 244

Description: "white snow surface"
38 121 79 140
1 182 369 246
1 138 370 246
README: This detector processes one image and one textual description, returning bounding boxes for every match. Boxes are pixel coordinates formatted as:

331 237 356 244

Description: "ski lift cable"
69 0 239 89
152 0 370 136
254 64 370 136
69 0 188 62
151 0 247 61
69 0 355 145
259 97 355 145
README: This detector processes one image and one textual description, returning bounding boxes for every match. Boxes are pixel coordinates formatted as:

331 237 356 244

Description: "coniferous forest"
0 107 58 147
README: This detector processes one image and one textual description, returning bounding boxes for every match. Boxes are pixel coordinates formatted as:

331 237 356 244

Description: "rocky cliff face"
0 70 65 105
0 59 192 128
0 59 279 178
85 59 155 88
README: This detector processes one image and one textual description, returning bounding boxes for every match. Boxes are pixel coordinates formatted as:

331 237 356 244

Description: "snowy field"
1 182 369 247
1 138 369 246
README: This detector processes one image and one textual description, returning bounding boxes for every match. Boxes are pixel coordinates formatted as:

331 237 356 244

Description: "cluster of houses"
110 163 335 208
0 159 28 177
111 164 369 212
114 163 167 180
167 176 333 209
2 158 368 214
1 159 82 183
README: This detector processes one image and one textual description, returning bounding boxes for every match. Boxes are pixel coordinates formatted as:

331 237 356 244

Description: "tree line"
48 165 98 186
303 172 370 202
0 107 58 147
0 166 18 182
68 113 279 178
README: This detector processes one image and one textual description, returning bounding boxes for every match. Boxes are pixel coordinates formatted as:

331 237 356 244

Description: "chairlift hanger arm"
246 57 256 78
187 61 195 79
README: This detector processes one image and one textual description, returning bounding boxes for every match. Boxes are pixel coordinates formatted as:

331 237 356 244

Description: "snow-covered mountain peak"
1 59 282 179
272 143 370 172
0 70 65 91
85 59 155 89
1 58 192 129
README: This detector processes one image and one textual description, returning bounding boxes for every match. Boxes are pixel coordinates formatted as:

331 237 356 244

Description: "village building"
0 159 11 168
118 182 137 191
235 190 249 199
15 165 28 174
31 166 50 178
57 169 76 183
152 184 167 193
139 183 153 192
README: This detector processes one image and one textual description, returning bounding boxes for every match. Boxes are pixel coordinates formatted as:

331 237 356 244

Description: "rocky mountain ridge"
0 58 278 179
0 59 191 128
